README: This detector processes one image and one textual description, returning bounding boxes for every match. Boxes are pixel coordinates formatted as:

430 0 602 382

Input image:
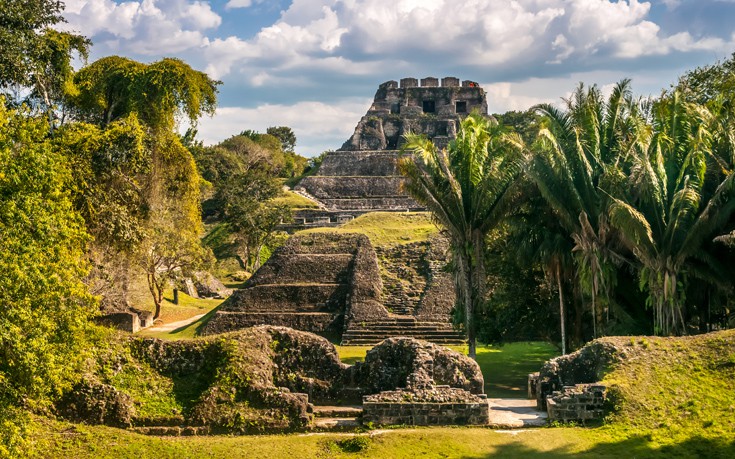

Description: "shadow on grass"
460 434 735 459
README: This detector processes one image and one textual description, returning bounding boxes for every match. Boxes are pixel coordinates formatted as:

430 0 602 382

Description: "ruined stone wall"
316 150 400 176
545 384 607 422
362 387 489 426
297 151 419 211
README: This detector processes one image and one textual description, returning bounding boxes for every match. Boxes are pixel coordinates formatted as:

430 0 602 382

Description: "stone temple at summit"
297 76 489 214
204 78 489 345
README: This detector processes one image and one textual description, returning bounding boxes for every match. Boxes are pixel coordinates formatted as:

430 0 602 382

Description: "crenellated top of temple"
340 77 489 151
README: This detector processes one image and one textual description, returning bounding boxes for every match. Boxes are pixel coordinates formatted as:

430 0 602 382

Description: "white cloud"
195 99 371 155
60 0 221 54
198 0 732 82
225 0 267 9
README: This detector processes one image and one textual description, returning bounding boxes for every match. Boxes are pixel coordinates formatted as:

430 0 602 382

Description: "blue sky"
61 0 735 156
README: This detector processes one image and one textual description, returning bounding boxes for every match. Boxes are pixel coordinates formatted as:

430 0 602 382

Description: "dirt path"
149 314 206 332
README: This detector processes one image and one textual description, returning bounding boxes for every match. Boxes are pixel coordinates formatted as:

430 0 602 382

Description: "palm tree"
399 113 526 358
607 92 735 335
505 192 575 354
529 81 635 337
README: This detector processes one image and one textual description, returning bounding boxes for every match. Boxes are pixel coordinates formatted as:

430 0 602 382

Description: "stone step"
341 338 466 345
312 405 363 418
311 418 361 431
345 323 456 330
342 329 462 337
220 283 348 312
130 426 210 436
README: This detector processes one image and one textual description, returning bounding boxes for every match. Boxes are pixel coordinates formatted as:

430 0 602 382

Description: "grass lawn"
335 342 558 398
35 419 735 459
271 189 321 209
300 212 439 247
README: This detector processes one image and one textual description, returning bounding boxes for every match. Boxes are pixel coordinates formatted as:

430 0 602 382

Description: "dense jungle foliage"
2 0 735 456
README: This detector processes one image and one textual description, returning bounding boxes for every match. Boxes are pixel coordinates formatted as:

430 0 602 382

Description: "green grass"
34 419 735 458
335 342 558 398
271 190 320 209
599 331 735 443
299 212 438 248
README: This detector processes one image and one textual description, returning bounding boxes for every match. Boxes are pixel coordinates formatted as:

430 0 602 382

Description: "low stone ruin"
57 327 485 433
363 387 489 426
529 338 627 422
357 337 489 426
545 384 607 422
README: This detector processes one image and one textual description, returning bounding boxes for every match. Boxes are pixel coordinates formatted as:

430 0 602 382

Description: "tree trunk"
557 264 566 355
147 271 162 320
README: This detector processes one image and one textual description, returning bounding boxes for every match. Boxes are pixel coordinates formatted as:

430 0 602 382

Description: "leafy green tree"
400 113 527 358
1 1 90 131
72 56 218 130
69 56 218 315
0 102 95 455
267 125 297 153
529 81 635 337
607 92 735 335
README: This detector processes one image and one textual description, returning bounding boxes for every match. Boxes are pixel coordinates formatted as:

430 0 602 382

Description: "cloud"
61 0 221 54
199 0 732 83
225 0 267 9
195 99 371 155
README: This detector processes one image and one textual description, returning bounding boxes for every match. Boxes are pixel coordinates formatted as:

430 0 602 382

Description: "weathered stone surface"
296 78 490 212
352 337 483 394
545 384 607 422
534 340 626 410
192 271 232 299
362 386 489 426
96 312 141 333
201 233 388 337
340 77 488 152
57 379 135 427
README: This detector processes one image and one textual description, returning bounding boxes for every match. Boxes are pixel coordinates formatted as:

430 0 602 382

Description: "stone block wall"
315 150 400 176
545 384 607 422
362 387 489 426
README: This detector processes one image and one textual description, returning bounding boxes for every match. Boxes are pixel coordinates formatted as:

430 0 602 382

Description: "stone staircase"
311 405 363 430
342 316 466 345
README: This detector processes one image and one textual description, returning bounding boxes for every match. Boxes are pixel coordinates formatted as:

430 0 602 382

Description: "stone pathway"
148 314 205 332
487 398 547 428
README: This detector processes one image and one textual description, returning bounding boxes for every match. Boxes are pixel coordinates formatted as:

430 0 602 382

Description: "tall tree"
0 102 95 455
69 56 219 315
399 113 527 358
529 81 635 337
607 92 735 335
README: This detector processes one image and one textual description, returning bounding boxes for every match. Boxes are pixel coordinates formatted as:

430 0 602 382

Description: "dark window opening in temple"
455 101 467 113
422 100 435 113
391 103 400 114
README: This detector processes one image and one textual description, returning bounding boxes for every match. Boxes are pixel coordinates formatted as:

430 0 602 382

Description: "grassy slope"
299 212 438 247
271 189 320 209
34 420 735 459
599 331 735 445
